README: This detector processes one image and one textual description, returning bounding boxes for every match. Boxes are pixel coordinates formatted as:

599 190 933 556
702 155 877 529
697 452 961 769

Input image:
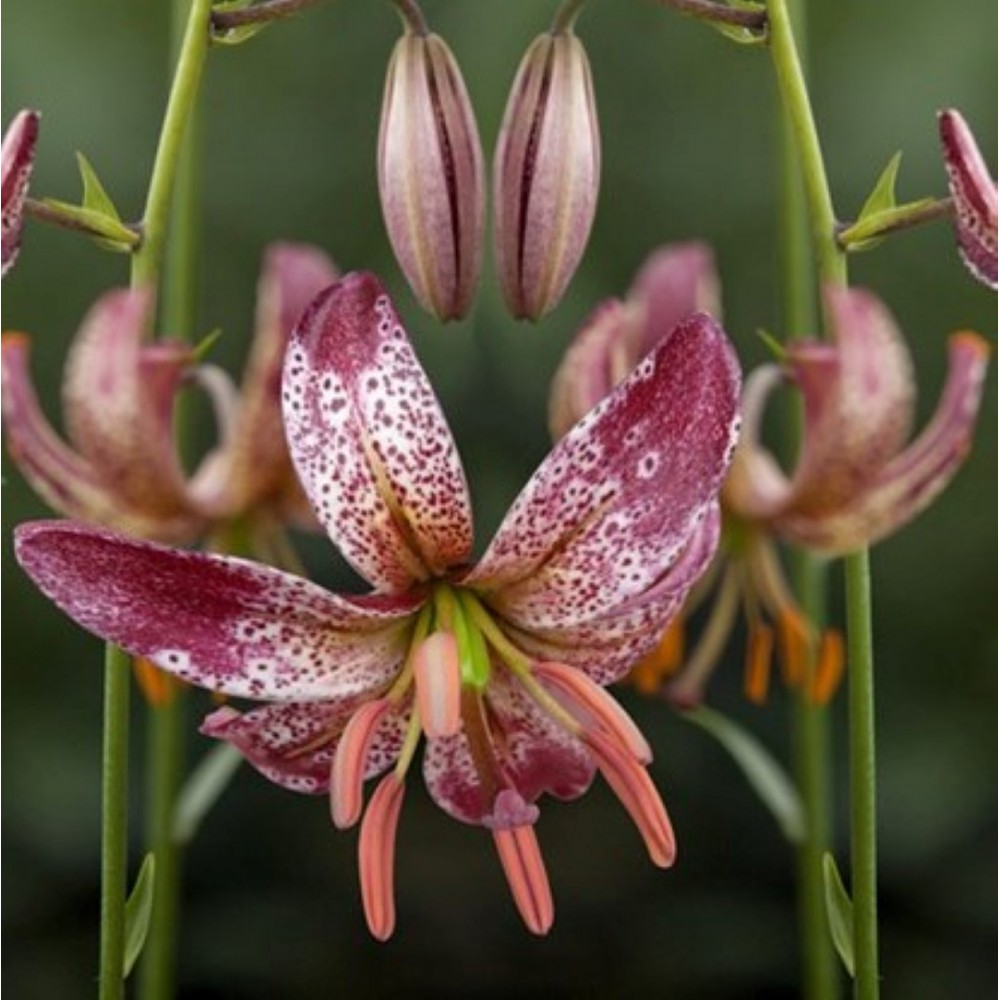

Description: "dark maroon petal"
468 312 740 630
283 272 473 591
14 521 423 700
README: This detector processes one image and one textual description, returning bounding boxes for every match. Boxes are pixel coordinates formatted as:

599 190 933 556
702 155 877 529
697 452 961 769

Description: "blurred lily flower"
938 109 997 290
2 242 337 546
493 27 601 321
2 109 41 277
378 25 485 320
15 270 741 938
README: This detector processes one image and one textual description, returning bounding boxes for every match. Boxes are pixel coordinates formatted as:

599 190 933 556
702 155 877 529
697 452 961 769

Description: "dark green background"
3 0 996 996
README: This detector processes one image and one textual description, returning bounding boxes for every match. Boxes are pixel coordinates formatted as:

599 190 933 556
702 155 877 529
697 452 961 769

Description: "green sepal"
123 853 156 977
822 852 856 977
683 704 806 844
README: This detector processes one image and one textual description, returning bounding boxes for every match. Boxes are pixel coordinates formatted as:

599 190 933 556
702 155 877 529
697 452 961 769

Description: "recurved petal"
15 521 423 700
1 109 40 277
784 287 915 518
283 272 473 591
200 697 409 796
190 243 338 520
776 332 990 551
939 109 998 289
61 287 197 521
468 312 740 629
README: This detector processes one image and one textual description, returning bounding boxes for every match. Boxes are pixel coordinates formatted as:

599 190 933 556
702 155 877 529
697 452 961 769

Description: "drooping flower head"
2 242 338 546
938 109 998 290
15 271 741 938
2 109 41 277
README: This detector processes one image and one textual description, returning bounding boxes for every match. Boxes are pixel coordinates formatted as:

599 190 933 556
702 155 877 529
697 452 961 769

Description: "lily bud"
2 109 40 277
493 30 601 321
378 29 485 321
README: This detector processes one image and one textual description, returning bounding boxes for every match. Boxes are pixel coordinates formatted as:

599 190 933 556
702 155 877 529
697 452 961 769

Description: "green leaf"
76 152 122 222
858 152 902 221
172 743 243 845
823 853 856 977
683 705 805 843
192 327 224 363
755 327 788 361
123 854 156 978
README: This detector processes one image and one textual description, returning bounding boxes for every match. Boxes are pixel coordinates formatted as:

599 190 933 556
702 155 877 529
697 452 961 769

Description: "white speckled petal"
14 521 423 700
283 272 474 592
1 109 40 276
467 312 740 629
422 673 595 826
200 698 410 796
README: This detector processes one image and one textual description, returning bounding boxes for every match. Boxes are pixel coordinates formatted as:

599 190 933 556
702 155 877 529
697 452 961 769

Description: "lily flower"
2 242 338 546
15 271 741 938
938 109 997 290
2 109 41 277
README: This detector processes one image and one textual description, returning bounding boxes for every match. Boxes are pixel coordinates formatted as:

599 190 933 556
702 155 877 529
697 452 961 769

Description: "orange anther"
743 624 774 705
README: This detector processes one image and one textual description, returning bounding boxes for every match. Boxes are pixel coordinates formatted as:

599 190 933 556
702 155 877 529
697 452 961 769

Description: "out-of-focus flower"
938 109 998 290
493 27 600 321
16 271 741 938
2 110 40 277
378 26 485 321
2 242 337 545
549 242 720 437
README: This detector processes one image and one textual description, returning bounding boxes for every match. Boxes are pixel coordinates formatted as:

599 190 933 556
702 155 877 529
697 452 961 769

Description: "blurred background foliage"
2 0 995 996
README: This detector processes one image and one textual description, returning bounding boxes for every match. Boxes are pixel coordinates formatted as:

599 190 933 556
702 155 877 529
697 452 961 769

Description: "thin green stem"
99 645 131 1000
845 550 878 997
130 0 213 290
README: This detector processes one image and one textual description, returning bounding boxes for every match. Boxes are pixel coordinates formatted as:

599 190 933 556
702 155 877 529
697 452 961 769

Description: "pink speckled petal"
939 109 998 289
626 242 722 361
777 332 990 551
61 287 197 520
468 312 740 629
504 505 720 684
15 521 423 700
201 697 409 796
1 110 40 276
283 272 473 592
422 674 594 826
191 243 338 521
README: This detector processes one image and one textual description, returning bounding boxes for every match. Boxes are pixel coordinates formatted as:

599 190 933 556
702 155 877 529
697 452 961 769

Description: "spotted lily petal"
468 312 740 629
191 243 338 521
283 272 473 591
201 698 409 795
61 287 198 526
14 521 423 700
1 110 40 276
939 109 998 289
777 332 990 551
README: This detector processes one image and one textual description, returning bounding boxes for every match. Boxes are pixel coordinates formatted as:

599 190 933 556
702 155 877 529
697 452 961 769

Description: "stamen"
630 619 685 694
330 699 391 829
492 824 554 936
413 631 462 738
809 629 845 704
386 603 433 703
358 773 406 942
534 661 652 764
743 624 774 705
584 728 676 868
776 608 809 687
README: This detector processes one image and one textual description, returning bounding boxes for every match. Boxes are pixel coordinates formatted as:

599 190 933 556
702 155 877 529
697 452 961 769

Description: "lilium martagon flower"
2 109 41 277
2 241 338 551
938 108 997 290
15 271 741 938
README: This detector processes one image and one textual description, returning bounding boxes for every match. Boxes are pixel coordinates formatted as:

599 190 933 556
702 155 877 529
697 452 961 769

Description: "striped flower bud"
493 29 601 321
378 28 485 321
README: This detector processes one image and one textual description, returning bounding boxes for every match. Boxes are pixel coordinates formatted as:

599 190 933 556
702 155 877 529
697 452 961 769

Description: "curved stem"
212 0 323 31
550 0 589 33
656 0 767 32
98 645 131 1000
130 0 213 290
837 196 953 249
390 0 429 36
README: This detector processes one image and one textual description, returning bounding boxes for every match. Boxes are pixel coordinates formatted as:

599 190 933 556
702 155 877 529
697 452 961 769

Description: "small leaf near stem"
24 197 139 250
838 197 953 251
822 853 856 977
123 855 157 977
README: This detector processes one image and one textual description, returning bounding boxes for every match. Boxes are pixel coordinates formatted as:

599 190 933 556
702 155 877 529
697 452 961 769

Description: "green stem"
99 645 131 1000
845 550 878 997
130 0 213 290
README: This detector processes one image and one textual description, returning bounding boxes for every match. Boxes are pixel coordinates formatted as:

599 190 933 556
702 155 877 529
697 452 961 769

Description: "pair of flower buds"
379 23 599 322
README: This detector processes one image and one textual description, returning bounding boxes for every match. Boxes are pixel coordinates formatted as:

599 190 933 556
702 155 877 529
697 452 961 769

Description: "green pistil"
432 585 492 690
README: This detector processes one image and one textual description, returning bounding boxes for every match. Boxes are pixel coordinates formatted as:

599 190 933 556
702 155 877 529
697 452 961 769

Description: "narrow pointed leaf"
822 852 856 977
172 743 244 845
858 152 902 220
192 327 224 363
123 853 156 977
76 152 122 221
684 705 805 843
